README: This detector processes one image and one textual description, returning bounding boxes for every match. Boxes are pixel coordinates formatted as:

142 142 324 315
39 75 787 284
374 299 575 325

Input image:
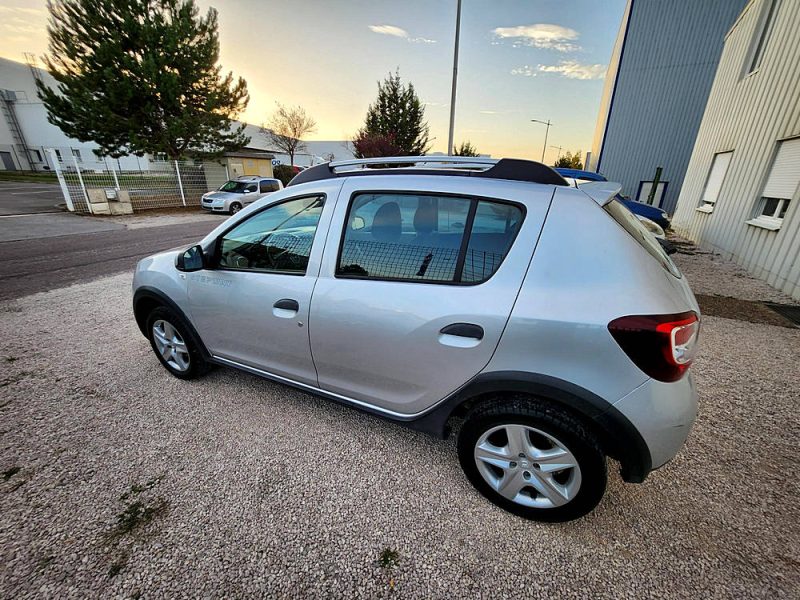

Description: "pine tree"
353 70 431 157
39 0 250 159
453 141 479 157
553 151 583 169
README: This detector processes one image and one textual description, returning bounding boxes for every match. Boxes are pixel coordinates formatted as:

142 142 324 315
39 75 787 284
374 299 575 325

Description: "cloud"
369 24 408 38
537 61 607 79
492 24 581 52
369 24 437 44
510 66 537 77
510 62 606 80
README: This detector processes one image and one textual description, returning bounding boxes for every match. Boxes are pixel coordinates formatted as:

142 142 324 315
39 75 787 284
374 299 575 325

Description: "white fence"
50 149 230 214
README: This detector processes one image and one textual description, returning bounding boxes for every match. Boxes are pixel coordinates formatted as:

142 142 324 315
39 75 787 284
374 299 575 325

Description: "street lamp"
447 0 463 155
531 119 551 163
550 144 564 161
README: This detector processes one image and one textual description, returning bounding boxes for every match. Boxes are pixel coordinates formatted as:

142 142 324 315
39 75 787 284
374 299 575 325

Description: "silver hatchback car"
201 176 283 214
133 157 699 521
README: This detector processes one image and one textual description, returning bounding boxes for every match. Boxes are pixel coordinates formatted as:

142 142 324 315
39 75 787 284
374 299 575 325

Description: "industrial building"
589 0 747 214
672 0 800 301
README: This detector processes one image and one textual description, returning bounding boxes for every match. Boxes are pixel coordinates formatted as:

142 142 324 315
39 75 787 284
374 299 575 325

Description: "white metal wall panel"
672 0 800 300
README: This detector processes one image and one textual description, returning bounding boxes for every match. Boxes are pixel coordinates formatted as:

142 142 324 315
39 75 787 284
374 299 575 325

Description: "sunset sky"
0 0 626 163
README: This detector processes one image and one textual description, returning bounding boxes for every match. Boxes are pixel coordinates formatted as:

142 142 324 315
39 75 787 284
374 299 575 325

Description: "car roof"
234 176 278 181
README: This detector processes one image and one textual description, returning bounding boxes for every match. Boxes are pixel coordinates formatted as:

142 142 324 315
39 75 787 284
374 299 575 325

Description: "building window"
54 149 63 163
745 0 778 75
697 151 733 213
746 137 800 231
636 180 668 207
71 148 82 162
28 149 42 162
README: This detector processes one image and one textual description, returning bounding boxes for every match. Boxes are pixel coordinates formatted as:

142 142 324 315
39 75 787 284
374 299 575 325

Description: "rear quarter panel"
487 186 699 405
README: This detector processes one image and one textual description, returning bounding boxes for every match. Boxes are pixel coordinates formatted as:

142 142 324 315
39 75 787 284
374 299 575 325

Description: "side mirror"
176 245 204 272
352 215 365 230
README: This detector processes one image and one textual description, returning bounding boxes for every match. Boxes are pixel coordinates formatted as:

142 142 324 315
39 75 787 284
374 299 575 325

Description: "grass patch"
378 547 400 569
114 498 168 535
2 466 21 480
0 171 58 184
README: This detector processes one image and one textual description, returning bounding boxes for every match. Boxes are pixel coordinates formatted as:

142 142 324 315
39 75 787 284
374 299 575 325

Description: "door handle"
273 298 299 311
439 323 484 340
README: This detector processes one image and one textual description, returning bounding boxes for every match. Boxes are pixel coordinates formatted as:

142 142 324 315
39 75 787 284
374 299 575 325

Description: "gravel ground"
671 246 797 304
1 265 799 597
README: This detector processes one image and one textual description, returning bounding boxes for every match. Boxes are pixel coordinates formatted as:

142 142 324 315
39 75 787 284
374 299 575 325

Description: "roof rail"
287 156 568 187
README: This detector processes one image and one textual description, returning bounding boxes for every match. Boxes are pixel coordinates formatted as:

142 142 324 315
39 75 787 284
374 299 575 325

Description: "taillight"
608 311 700 382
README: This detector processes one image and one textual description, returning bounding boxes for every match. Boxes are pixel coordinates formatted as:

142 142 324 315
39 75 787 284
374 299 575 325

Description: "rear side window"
337 193 523 284
604 199 680 277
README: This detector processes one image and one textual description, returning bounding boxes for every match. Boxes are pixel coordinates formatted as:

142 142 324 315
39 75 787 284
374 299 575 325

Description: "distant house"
672 0 800 301
238 123 353 168
220 150 275 178
588 0 747 214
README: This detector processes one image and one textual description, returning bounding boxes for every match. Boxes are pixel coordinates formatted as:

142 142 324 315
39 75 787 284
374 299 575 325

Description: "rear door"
309 176 554 416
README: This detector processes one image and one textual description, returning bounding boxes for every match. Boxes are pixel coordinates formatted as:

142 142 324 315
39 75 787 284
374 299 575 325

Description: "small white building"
671 0 800 301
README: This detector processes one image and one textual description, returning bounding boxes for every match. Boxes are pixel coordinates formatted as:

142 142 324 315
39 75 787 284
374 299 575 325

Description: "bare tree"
260 103 317 166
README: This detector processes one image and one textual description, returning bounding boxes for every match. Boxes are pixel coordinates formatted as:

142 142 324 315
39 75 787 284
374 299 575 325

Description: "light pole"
531 119 551 163
550 144 564 161
447 0 463 155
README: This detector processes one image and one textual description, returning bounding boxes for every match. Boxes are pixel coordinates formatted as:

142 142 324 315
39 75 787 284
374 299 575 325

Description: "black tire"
146 306 210 380
457 396 607 522
229 202 242 215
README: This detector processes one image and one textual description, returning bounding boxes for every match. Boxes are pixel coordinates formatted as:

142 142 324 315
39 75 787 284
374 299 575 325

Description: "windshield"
219 180 250 193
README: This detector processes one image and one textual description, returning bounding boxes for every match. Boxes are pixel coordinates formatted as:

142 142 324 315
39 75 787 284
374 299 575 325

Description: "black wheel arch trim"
406 371 652 483
133 286 212 361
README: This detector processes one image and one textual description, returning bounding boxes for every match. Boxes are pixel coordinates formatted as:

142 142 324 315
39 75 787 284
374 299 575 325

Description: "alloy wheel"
152 319 191 372
474 424 582 508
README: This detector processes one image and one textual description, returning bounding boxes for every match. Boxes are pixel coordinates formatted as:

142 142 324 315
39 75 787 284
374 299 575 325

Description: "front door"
309 179 552 416
187 188 338 385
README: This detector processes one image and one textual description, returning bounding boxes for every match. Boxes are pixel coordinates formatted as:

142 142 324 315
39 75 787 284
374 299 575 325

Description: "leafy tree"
553 151 583 169
39 0 250 159
351 131 403 159
272 164 296 187
261 103 317 166
353 70 431 158
453 141 479 157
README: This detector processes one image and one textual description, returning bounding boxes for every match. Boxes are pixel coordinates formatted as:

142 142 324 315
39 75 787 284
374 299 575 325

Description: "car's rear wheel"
229 202 242 215
457 397 607 522
146 306 209 380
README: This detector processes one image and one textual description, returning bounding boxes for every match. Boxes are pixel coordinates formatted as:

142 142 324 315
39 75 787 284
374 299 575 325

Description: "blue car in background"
555 168 671 229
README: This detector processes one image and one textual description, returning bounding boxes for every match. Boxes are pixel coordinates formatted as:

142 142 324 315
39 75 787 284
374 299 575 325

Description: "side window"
462 201 523 283
337 193 523 284
244 183 257 193
260 180 279 193
218 195 325 274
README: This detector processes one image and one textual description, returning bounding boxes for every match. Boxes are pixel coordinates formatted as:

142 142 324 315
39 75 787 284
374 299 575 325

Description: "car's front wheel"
457 397 607 522
229 202 242 215
146 306 209 380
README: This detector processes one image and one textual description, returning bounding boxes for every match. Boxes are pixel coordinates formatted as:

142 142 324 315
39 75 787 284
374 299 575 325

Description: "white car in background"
201 176 283 214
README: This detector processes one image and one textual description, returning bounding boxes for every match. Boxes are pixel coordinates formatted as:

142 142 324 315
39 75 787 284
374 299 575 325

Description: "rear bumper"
612 373 697 470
